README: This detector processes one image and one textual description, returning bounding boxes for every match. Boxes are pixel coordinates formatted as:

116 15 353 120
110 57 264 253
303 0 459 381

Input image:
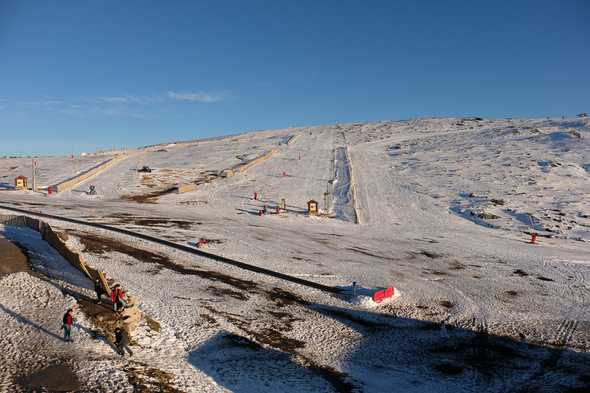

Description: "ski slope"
0 116 589 392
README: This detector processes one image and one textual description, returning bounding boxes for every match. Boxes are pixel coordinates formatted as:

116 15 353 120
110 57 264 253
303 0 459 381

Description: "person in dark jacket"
114 327 133 357
62 309 74 342
94 279 104 303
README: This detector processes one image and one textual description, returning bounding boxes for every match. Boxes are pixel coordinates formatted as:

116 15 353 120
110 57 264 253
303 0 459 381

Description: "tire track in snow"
553 319 578 347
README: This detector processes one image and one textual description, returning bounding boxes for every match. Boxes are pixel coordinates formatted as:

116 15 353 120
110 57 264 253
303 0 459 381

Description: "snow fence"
0 214 142 333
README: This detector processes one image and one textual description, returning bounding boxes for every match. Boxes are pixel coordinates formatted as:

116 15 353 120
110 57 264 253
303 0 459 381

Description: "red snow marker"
530 233 537 244
384 287 394 298
47 186 52 195
196 239 209 249
373 290 385 303
372 287 395 303
253 192 258 200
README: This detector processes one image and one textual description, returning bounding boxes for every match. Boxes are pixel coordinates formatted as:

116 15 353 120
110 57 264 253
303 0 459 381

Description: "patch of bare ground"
124 362 185 393
206 285 250 301
408 250 443 259
300 360 356 393
264 286 308 307
121 187 177 204
75 231 258 295
0 239 31 275
75 232 171 265
419 250 443 259
513 269 529 277
424 269 447 276
448 260 466 270
345 246 397 260
17 363 81 392
197 313 218 328
144 314 161 332
106 214 196 230
439 300 455 309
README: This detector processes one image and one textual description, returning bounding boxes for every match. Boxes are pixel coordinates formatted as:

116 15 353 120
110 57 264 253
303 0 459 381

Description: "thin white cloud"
23 99 64 107
167 91 225 103
10 89 229 118
99 96 132 104
98 96 164 104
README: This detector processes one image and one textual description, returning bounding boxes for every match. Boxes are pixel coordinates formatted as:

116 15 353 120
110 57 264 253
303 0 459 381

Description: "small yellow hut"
15 176 28 190
307 200 318 216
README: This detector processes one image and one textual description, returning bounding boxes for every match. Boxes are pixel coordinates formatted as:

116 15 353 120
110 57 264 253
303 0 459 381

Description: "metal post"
31 160 37 192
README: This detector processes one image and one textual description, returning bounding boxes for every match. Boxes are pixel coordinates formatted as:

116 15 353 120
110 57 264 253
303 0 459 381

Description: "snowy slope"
0 116 589 392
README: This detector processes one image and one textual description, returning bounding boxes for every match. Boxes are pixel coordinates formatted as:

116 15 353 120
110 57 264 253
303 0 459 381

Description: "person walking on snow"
62 309 75 342
114 327 133 357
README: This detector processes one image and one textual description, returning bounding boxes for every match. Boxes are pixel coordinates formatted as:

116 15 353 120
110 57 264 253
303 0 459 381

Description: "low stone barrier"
231 148 279 175
176 183 198 194
286 134 300 145
49 154 130 193
0 214 141 332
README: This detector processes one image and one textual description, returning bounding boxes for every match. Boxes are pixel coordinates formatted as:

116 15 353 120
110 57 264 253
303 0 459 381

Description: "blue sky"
1 1 588 155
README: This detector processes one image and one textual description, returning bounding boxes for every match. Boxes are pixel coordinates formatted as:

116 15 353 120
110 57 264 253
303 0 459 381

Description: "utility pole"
324 181 333 213
31 159 38 192
324 191 330 213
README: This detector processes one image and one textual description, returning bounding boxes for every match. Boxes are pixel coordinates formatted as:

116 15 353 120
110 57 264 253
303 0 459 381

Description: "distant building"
307 200 318 216
15 176 28 190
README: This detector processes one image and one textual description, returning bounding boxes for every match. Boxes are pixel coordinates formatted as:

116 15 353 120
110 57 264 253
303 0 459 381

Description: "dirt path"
0 238 30 275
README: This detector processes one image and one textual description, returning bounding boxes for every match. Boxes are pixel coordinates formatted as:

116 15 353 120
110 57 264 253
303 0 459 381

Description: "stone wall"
0 214 141 332
231 148 279 174
51 154 129 193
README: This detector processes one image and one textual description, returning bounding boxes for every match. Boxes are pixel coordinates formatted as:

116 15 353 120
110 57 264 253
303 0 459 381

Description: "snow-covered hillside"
0 116 589 392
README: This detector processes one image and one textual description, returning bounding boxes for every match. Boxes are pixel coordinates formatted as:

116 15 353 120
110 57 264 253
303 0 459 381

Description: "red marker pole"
530 233 537 244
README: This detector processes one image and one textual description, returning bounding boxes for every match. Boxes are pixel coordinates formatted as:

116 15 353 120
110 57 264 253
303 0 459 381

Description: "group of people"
94 280 128 312
61 308 133 356
61 280 133 356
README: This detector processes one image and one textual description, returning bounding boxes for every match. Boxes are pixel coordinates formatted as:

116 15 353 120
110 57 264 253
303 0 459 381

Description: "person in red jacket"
62 309 74 342
111 284 127 312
